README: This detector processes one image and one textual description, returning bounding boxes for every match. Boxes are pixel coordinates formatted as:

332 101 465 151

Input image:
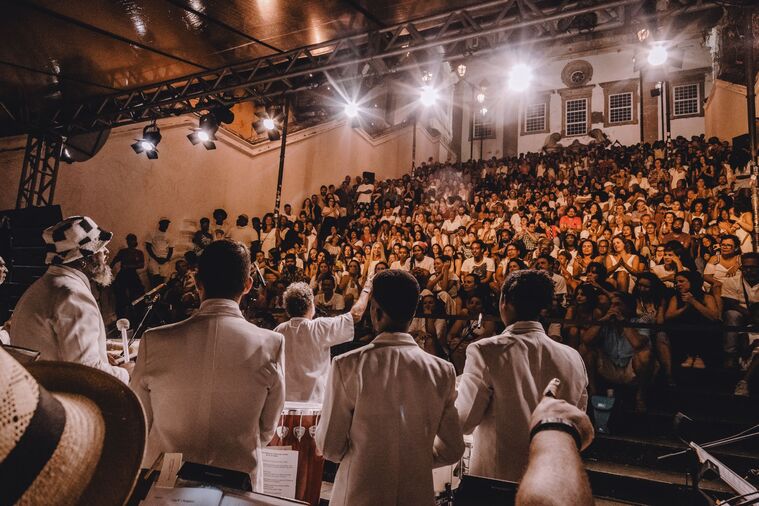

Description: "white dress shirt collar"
197 298 244 317
372 332 418 347
503 320 544 335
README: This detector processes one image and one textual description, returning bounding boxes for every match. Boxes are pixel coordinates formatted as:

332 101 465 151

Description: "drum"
267 402 323 506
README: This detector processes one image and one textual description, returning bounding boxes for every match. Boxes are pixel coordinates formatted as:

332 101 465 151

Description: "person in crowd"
130 240 285 487
212 208 229 238
192 217 213 252
314 273 346 311
581 292 654 411
456 270 588 483
10 216 130 383
227 214 255 249
275 277 372 403
110 233 145 321
145 217 174 287
316 269 464 506
461 239 495 285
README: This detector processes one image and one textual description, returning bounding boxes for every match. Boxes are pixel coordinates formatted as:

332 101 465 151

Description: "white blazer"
130 298 285 486
456 321 588 483
316 332 464 506
10 265 128 383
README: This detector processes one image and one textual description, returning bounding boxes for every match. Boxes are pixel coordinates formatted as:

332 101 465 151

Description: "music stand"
690 442 759 505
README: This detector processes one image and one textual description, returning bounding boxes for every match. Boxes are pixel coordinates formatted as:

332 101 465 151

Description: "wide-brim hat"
9 357 146 505
42 216 112 265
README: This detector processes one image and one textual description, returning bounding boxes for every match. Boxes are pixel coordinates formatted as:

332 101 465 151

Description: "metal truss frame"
16 133 63 208
51 0 716 135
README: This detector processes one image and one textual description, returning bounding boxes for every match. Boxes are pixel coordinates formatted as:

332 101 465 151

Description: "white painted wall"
457 39 712 155
0 116 447 253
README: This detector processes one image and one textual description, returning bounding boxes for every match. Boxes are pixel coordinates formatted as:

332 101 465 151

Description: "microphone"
131 282 167 306
116 318 131 363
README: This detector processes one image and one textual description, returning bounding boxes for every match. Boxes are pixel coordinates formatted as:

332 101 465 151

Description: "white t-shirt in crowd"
461 257 495 280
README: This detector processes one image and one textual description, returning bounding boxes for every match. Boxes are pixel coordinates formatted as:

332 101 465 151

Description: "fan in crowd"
119 135 758 400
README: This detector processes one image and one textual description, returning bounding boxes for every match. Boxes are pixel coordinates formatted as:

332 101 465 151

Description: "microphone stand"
132 292 161 342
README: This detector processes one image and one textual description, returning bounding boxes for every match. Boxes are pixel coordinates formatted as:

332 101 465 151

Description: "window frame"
565 97 589 137
524 102 547 134
672 83 700 118
608 91 633 125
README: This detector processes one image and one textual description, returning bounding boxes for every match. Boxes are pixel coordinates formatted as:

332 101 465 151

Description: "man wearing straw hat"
10 216 131 383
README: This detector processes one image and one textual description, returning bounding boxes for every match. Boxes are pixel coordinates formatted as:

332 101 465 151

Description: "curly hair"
283 282 314 317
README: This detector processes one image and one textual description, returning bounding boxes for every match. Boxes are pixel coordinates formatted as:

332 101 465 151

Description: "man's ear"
242 275 253 295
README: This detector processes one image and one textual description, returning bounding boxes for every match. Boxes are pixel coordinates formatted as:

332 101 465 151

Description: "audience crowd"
113 135 759 401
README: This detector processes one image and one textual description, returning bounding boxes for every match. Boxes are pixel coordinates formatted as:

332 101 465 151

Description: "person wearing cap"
146 217 174 288
0 347 146 505
455 270 588 483
9 216 131 383
130 239 285 488
316 269 464 506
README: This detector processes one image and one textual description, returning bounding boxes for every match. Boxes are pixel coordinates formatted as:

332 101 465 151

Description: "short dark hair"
196 240 250 299
500 270 554 320
372 269 420 324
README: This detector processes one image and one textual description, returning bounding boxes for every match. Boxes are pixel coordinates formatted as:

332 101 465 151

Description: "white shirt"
131 299 285 486
390 259 411 271
461 257 495 279
275 313 354 403
316 332 464 506
357 183 374 203
10 265 128 383
456 321 588 482
442 217 462 233
411 255 435 273
227 225 255 246
147 230 172 257
721 275 759 307
315 292 346 311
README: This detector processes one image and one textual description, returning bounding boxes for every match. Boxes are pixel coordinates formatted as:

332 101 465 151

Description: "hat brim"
26 362 146 506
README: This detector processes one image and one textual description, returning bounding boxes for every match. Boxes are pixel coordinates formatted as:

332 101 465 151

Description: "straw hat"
0 349 145 505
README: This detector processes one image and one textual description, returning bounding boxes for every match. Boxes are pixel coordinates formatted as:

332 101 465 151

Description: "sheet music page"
141 486 223 506
260 448 299 499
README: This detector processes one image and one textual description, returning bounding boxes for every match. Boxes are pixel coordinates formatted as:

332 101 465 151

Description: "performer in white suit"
316 269 464 506
10 216 130 383
275 277 372 404
456 269 589 483
130 240 285 487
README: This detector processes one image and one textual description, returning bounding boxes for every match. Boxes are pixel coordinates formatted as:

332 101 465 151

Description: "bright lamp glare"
140 141 155 151
507 63 533 92
648 44 668 66
197 131 210 142
263 118 276 130
476 92 486 104
345 102 359 118
420 85 438 107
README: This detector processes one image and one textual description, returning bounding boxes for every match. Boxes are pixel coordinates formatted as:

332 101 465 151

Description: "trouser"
723 309 749 358
114 270 145 319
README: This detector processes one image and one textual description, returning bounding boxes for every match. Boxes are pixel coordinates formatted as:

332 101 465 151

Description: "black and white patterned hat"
42 216 113 265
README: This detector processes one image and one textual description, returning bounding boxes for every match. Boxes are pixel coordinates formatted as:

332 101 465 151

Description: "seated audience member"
316 269 464 506
110 233 145 321
581 292 654 411
409 290 448 355
10 216 130 383
456 270 588 483
665 270 721 368
130 240 285 487
314 273 345 311
446 289 497 374
275 279 371 403
634 273 673 385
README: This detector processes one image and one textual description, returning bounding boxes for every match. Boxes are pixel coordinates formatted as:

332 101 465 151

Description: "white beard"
91 263 114 287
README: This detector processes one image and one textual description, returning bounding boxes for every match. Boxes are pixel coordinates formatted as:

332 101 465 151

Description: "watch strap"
529 418 582 449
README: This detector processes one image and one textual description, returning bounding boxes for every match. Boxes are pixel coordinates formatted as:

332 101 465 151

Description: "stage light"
132 122 161 159
345 102 359 118
648 43 668 66
420 85 438 107
187 113 219 150
253 108 282 141
480 107 488 115
507 63 533 92
263 118 276 130
476 92 486 104
457 64 467 78
421 70 433 83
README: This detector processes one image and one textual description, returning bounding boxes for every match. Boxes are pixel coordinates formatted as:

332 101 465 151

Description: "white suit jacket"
455 321 588 483
10 265 128 383
130 298 285 485
274 312 353 403
316 332 464 506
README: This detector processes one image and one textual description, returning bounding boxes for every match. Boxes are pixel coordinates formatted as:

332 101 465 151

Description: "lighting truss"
49 0 716 135
16 133 63 208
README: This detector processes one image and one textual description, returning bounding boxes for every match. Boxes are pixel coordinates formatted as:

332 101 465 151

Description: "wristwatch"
529 418 582 449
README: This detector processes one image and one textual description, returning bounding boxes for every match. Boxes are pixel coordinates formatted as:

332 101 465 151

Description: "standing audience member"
316 270 464 506
145 217 174 287
110 233 145 321
10 216 130 383
456 270 588 482
131 240 285 488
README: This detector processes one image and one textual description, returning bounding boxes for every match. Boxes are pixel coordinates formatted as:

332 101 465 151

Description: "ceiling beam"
49 0 719 134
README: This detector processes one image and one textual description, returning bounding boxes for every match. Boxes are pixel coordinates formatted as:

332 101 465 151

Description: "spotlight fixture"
421 70 433 83
187 113 219 150
344 102 359 118
131 122 161 159
457 64 467 78
480 107 488 115
253 109 282 142
60 146 74 164
476 92 486 104
420 85 438 107
507 63 533 92
647 43 668 66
